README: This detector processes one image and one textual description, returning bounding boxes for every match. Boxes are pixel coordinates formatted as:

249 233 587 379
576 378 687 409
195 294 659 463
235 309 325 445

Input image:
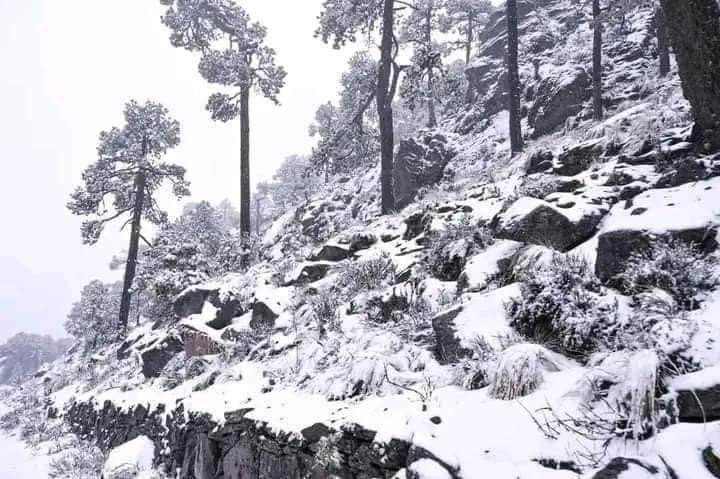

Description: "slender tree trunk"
118 169 146 333
466 13 473 65
426 7 437 128
240 85 251 238
377 0 396 215
507 0 523 155
655 6 670 77
592 0 603 121
660 0 720 151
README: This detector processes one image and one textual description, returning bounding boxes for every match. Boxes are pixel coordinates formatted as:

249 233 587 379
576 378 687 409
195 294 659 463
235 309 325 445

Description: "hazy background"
0 0 360 341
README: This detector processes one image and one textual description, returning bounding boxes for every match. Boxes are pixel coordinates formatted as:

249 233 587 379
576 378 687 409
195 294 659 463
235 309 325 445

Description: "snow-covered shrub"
338 254 396 297
425 218 494 282
489 343 563 400
49 441 105 479
507 254 617 358
580 350 664 441
516 174 561 199
618 238 717 310
295 286 342 336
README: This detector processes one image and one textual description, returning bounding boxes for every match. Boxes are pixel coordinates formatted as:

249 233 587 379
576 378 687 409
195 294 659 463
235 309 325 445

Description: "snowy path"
0 403 50 478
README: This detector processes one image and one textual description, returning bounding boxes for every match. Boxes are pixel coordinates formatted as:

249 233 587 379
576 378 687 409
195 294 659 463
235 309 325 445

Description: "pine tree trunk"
118 169 146 333
655 6 670 77
426 7 437 128
661 0 720 150
466 14 473 65
507 0 524 155
240 85 251 238
592 0 603 121
377 0 396 215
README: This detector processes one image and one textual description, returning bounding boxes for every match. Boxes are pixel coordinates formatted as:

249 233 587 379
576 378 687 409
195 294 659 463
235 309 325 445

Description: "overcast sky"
0 0 361 341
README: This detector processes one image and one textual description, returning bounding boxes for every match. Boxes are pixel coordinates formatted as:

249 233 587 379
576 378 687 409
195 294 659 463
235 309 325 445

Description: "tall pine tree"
160 0 286 241
506 0 523 155
592 0 603 120
67 100 189 332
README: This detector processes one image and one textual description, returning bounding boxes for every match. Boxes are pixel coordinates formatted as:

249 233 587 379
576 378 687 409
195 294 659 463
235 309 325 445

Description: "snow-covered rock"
102 436 155 479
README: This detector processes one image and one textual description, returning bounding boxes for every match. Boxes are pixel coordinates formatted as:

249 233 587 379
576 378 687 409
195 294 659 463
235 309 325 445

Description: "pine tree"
160 0 286 240
660 0 720 151
506 0 524 155
655 5 670 77
67 100 189 333
400 0 444 128
317 0 410 214
65 280 120 351
441 0 492 65
592 0 603 120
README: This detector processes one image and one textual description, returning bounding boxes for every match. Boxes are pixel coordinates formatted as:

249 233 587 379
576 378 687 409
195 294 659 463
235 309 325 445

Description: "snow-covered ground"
0 404 50 478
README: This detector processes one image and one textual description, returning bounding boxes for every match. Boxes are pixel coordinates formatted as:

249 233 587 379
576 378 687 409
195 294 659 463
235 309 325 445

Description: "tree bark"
377 0 396 215
240 84 251 238
426 7 437 128
655 6 670 78
661 0 720 151
507 0 523 155
118 169 146 333
466 13 473 65
592 0 603 121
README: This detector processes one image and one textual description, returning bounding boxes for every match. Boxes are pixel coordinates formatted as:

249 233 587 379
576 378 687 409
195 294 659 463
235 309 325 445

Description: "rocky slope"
6 1 720 478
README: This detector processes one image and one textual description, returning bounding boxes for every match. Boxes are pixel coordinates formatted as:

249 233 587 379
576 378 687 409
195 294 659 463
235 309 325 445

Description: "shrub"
618 238 717 310
338 254 396 297
48 442 105 479
425 217 494 282
489 343 563 400
507 254 617 358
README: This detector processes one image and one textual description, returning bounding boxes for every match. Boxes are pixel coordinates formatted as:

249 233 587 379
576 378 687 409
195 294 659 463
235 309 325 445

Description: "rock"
430 239 475 282
180 327 224 358
173 286 244 330
703 446 720 478
348 232 377 253
309 244 351 262
404 211 432 240
592 458 660 479
394 134 456 210
285 262 332 286
431 306 467 364
141 334 184 378
529 67 591 138
526 150 554 174
554 139 604 176
458 240 522 291
493 197 606 252
655 158 718 188
102 436 155 479
250 299 280 330
676 383 720 422
173 286 213 318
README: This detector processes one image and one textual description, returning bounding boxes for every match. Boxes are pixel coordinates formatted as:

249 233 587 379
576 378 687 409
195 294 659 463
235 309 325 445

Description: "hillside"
3 1 720 478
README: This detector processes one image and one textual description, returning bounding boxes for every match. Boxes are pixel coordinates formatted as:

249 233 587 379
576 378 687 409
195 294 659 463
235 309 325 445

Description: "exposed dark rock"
493 198 606 252
554 140 604 176
250 300 280 330
174 287 245 330
349 232 378 253
526 150 555 174
676 384 720 422
595 227 719 286
394 134 456 210
655 158 719 188
529 68 591 138
432 306 468 364
592 458 659 479
430 239 474 282
309 244 351 262
404 211 432 240
174 287 213 319
285 262 332 286
65 399 411 479
141 334 184 378
181 327 224 358
703 446 720 478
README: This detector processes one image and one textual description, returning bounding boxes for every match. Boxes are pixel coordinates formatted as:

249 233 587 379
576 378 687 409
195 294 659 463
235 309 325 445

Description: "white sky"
0 0 359 341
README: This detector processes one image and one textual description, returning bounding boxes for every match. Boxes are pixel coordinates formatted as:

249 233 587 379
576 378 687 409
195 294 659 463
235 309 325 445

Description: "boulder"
394 134 456 210
309 244 352 262
403 211 432 241
431 306 467 364
174 286 213 319
526 150 554 174
554 139 604 176
180 327 224 358
592 458 663 479
594 178 720 284
348 232 377 253
141 334 184 378
250 300 280 330
529 67 591 138
676 384 720 422
429 238 475 282
285 262 332 286
493 197 606 252
173 286 244 330
102 436 155 479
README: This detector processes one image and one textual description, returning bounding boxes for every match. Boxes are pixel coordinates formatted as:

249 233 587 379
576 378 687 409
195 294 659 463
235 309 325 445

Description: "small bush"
425 217 494 282
48 442 105 479
338 254 396 297
507 254 617 358
490 343 562 400
618 238 717 310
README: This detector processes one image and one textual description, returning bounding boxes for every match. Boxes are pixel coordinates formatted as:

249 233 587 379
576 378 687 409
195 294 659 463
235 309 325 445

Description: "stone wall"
66 400 411 479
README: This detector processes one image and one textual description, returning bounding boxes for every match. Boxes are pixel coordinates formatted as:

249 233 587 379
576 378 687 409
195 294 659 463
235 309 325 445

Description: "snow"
601 176 720 234
672 364 720 391
0 432 50 478
453 284 521 349
103 435 155 479
462 240 522 290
